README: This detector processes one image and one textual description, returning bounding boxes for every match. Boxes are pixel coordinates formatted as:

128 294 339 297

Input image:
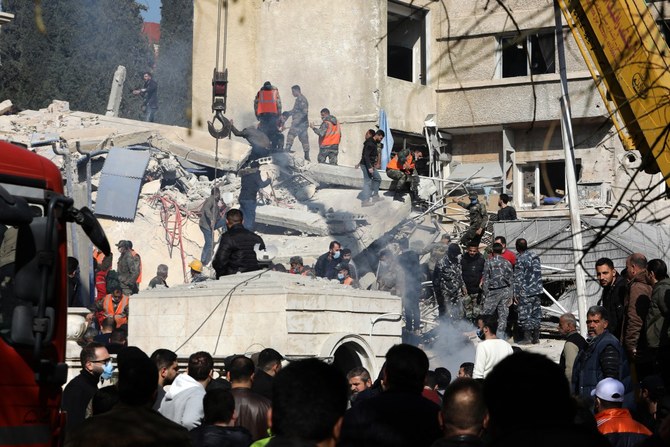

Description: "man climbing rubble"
199 187 226 265
238 161 272 232
116 240 141 295
254 81 282 149
283 85 311 161
229 120 272 162
454 193 488 247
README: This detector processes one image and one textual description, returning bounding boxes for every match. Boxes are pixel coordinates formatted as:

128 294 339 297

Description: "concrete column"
502 127 515 196
105 65 127 117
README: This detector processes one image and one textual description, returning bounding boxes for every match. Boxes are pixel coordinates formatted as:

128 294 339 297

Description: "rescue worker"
481 242 514 338
311 108 341 165
386 148 420 203
433 243 465 319
254 81 282 147
455 193 488 247
238 160 272 231
513 238 543 344
230 119 272 161
93 279 129 328
284 85 311 161
93 247 113 300
188 259 208 283
116 240 141 295
199 187 225 265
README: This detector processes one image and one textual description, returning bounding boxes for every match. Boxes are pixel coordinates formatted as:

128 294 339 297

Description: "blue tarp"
379 109 394 170
94 147 151 220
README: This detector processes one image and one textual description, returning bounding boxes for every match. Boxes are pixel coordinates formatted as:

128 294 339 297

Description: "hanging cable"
208 0 231 180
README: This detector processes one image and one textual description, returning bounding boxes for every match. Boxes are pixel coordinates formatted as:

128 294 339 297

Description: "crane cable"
212 0 229 181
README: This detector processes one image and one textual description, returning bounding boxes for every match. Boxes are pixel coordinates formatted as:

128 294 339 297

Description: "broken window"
657 19 670 47
518 160 581 206
498 31 556 78
387 1 427 85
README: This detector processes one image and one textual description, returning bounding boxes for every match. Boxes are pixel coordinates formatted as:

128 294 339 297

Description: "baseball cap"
591 378 625 402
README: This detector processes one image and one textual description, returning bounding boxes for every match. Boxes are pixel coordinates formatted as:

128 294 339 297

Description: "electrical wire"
174 268 271 353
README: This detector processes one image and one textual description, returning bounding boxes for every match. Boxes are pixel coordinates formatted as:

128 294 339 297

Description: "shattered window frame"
516 159 582 208
496 29 556 79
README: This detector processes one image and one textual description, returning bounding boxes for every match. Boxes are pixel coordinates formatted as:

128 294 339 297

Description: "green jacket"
646 277 670 348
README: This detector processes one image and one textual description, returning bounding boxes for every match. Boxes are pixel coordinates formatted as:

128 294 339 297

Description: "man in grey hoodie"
159 351 213 430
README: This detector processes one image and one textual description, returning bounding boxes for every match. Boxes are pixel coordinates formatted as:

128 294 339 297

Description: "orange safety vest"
387 153 414 172
343 277 354 286
320 121 341 147
130 249 142 285
93 248 105 266
103 294 129 327
256 89 279 115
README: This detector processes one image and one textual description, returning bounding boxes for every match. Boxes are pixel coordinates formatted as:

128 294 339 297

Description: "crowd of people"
61 337 670 447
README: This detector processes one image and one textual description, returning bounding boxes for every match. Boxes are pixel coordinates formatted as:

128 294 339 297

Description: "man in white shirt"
473 314 513 379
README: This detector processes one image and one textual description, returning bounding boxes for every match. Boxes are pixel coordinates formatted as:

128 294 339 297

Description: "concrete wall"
192 0 439 166
129 271 402 377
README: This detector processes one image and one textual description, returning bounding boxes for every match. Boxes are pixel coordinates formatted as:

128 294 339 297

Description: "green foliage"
0 0 153 118
155 0 193 127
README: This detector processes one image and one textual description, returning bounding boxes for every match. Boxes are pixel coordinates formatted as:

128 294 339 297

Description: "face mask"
337 273 345 280
101 361 114 380
333 251 341 259
476 329 485 340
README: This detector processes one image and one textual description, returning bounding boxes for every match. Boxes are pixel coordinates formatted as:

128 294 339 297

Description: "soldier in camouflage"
455 193 488 247
513 238 543 344
422 234 451 275
284 85 311 161
481 242 514 337
116 240 141 296
433 243 465 319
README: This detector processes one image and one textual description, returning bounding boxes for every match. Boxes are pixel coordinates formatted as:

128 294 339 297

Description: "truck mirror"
9 306 54 346
0 185 33 226
68 206 110 256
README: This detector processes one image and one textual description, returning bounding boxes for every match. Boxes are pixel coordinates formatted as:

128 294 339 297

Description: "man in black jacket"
132 72 158 122
212 209 265 278
62 342 110 431
359 130 384 207
315 240 342 280
251 348 283 402
595 257 626 340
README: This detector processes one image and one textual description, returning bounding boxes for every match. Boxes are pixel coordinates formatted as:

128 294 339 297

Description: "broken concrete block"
141 179 161 195
0 99 13 115
305 163 393 190
105 65 127 117
256 205 330 236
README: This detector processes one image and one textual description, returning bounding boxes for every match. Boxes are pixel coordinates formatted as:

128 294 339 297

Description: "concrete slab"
306 163 394 190
256 205 330 236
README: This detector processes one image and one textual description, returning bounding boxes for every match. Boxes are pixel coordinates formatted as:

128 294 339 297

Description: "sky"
138 0 161 23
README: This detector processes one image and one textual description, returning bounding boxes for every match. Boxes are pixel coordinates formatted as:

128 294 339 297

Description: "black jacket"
315 252 340 279
432 435 485 447
230 388 272 441
599 273 626 339
61 370 101 431
360 137 378 169
461 253 485 294
190 425 252 447
212 224 265 278
339 389 442 447
251 369 274 402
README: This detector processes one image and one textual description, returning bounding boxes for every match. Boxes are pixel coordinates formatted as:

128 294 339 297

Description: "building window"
657 20 670 46
497 31 556 78
518 160 581 207
387 0 427 85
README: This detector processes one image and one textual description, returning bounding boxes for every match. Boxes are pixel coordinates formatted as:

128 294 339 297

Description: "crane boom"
558 0 670 187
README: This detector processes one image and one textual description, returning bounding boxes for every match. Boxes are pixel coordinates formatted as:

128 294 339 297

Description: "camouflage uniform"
514 250 543 331
433 254 465 319
312 115 339 165
285 93 311 160
423 240 449 273
482 255 514 337
457 199 488 247
118 251 140 296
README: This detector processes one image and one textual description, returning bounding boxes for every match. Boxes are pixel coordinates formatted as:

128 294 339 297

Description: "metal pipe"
555 2 589 338
543 287 568 315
